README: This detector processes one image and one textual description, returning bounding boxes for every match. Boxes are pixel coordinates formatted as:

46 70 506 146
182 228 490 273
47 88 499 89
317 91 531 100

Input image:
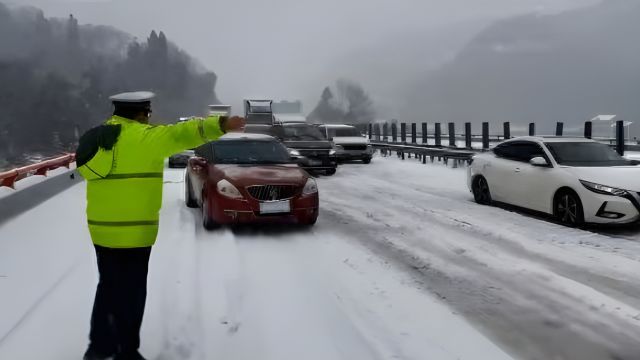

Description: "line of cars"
172 100 374 230
185 133 319 229
468 136 640 227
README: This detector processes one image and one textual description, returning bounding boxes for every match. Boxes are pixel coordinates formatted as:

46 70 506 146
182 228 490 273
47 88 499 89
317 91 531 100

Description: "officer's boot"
83 347 115 360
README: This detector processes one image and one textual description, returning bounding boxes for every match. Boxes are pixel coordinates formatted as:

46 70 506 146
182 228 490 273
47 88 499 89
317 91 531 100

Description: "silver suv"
316 124 374 164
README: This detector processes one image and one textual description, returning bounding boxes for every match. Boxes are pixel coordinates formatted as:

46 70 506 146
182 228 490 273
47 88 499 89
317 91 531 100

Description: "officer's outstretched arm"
141 116 225 158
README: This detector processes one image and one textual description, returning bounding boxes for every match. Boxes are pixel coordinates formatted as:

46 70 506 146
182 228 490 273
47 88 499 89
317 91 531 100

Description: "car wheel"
472 176 492 205
185 176 198 208
362 157 372 164
554 190 584 227
325 168 337 176
202 194 220 230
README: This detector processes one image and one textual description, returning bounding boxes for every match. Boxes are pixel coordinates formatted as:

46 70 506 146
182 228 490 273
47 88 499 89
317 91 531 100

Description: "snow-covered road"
1 155 639 359
321 156 640 360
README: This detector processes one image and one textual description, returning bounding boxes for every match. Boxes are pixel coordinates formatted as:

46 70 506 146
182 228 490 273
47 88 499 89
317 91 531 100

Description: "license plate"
259 200 291 214
308 159 322 166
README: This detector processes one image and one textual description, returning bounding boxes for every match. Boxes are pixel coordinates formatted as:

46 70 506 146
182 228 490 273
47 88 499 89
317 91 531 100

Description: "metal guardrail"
364 120 634 156
0 154 76 188
371 141 476 166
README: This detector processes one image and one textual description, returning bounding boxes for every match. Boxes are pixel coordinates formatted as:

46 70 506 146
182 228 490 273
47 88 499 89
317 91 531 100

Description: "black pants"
89 245 152 355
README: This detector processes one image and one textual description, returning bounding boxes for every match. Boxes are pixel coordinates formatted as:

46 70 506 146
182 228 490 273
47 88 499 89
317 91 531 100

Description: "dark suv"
246 123 338 175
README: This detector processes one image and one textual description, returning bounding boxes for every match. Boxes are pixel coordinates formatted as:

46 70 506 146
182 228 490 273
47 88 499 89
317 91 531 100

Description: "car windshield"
328 128 360 138
545 142 633 167
281 124 325 141
213 140 290 164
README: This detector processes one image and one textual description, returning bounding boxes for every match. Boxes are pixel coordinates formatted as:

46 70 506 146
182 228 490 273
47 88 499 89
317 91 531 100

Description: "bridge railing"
363 120 636 155
0 153 76 189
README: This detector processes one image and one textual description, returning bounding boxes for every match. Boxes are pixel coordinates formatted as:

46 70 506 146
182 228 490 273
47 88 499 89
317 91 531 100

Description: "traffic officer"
76 91 244 360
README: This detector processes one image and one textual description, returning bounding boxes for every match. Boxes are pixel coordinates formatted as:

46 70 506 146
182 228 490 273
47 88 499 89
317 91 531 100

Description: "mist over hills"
0 2 220 168
401 0 640 137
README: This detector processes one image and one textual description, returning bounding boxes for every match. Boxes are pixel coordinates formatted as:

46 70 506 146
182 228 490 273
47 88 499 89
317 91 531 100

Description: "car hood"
214 164 308 187
332 137 368 145
282 140 332 150
563 166 640 192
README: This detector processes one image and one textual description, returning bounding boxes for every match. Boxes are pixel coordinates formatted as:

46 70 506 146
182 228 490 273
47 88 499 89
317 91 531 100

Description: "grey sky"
9 0 598 116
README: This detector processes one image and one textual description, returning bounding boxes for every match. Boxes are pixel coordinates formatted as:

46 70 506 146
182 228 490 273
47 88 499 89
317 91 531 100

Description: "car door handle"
515 167 521 173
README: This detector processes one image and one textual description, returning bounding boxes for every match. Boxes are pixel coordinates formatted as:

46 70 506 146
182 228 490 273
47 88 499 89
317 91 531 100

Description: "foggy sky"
8 0 598 116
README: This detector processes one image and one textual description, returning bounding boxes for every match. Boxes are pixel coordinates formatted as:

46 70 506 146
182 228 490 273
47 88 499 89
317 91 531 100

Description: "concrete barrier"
0 169 82 225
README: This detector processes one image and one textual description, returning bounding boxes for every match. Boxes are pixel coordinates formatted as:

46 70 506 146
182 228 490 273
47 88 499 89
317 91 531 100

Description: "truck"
244 99 274 124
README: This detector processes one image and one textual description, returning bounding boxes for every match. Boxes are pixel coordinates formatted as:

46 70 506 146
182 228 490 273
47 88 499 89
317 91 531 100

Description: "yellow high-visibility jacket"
76 115 224 248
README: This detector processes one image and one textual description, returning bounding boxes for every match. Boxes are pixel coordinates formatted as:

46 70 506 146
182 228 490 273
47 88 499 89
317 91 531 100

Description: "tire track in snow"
317 157 640 360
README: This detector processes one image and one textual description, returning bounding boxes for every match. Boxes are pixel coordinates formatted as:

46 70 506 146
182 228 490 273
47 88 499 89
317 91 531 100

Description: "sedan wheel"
202 196 220 230
472 176 492 205
185 176 198 208
554 191 584 227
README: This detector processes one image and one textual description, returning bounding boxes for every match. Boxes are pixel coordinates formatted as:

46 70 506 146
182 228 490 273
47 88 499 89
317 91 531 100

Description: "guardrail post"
392 123 397 142
584 121 592 139
448 122 456 147
503 122 511 140
556 122 564 136
400 123 407 143
1 172 19 188
616 120 625 156
421 123 428 145
465 122 472 149
529 123 535 136
411 123 417 144
482 122 490 150
435 123 442 146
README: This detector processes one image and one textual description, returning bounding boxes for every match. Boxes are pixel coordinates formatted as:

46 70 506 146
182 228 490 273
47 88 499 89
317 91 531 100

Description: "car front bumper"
581 190 640 224
296 156 338 171
208 192 319 225
334 149 374 160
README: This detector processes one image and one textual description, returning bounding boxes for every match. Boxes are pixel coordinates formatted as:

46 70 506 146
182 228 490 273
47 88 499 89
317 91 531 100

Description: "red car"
184 133 319 229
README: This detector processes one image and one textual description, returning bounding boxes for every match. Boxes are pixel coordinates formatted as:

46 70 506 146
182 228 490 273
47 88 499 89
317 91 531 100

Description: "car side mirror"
530 157 549 167
189 156 208 172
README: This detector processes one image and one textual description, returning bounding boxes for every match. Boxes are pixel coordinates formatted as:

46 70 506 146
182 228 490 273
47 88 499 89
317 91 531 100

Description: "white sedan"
468 137 640 226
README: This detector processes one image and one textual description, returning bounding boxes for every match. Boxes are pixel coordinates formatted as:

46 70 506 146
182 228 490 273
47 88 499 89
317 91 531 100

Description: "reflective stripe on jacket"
77 115 224 248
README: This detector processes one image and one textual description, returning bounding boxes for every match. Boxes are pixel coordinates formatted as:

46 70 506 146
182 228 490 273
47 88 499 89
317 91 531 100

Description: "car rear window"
244 125 274 136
